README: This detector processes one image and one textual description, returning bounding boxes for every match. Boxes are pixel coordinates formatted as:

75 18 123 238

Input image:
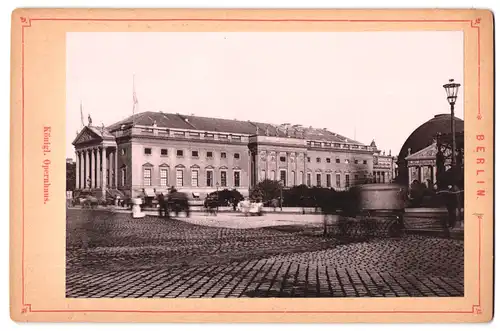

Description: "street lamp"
443 78 461 167
279 179 284 211
216 182 220 211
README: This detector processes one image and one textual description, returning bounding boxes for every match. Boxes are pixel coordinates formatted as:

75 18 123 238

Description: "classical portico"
405 142 448 187
72 126 118 197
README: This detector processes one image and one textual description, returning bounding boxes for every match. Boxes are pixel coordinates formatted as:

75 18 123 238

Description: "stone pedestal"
132 198 145 218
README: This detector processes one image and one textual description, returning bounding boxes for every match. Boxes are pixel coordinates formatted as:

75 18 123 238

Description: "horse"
204 197 218 215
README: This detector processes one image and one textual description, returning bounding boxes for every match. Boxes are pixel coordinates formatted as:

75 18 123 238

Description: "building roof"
405 142 437 161
398 114 464 163
87 125 115 139
107 111 363 145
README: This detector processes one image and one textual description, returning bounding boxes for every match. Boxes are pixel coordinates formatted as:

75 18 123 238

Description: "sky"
66 31 463 158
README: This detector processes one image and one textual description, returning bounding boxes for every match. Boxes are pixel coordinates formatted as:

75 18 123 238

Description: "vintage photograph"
65 31 464 298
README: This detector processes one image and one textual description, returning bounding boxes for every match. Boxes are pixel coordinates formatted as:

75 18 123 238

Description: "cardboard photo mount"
9 8 494 323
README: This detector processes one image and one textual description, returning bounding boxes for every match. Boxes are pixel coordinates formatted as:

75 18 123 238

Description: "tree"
66 161 76 191
206 188 245 206
250 179 281 202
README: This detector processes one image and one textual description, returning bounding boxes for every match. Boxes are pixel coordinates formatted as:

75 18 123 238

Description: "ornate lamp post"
216 182 220 211
442 78 461 168
279 179 284 211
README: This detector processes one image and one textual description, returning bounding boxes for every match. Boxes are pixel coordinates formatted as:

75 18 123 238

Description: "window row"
306 157 367 165
143 168 241 188
305 173 360 188
142 148 240 159
260 170 361 189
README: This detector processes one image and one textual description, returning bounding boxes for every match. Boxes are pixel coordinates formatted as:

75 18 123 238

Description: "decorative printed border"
19 16 483 316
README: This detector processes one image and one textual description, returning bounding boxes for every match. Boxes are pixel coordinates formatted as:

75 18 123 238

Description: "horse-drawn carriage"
72 190 101 209
204 195 219 215
158 190 191 218
323 183 407 239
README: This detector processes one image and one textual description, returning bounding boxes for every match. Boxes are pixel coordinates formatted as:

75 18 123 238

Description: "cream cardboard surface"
10 8 493 323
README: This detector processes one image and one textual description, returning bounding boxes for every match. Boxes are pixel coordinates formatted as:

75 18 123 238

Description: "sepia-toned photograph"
65 31 466 299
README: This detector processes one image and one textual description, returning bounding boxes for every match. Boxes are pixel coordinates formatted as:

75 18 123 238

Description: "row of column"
75 146 118 194
408 165 437 187
373 171 388 183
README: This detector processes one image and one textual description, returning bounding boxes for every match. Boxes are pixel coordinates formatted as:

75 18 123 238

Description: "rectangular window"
144 148 152 155
363 160 367 165
176 150 184 157
316 173 321 187
176 169 183 187
345 174 350 188
316 157 321 163
307 157 311 163
354 159 359 164
326 158 331 163
192 151 199 157
307 173 312 187
206 170 213 187
291 171 296 186
158 168 167 186
207 151 213 158
191 169 199 187
143 168 152 186
260 169 266 181
234 153 240 159
345 159 350 164
336 174 341 188
221 152 227 159
280 170 287 186
271 170 276 180
299 171 303 185
160 149 168 156
336 158 340 163
220 171 227 187
354 174 359 184
234 171 240 187
121 168 126 186
326 174 331 188
280 156 286 162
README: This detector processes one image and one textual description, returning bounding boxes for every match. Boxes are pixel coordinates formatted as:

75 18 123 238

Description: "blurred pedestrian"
158 193 165 217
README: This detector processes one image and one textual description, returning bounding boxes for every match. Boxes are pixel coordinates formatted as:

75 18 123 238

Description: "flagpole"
132 74 137 127
80 100 84 129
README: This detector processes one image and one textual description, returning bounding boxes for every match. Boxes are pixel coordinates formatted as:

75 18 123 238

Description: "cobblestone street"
66 209 464 298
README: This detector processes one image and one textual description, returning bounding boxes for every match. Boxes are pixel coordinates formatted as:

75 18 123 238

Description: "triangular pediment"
405 143 437 161
159 163 170 167
142 162 154 167
72 126 103 146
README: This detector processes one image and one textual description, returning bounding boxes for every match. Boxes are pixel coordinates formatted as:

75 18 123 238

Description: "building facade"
72 112 392 199
396 114 464 187
370 140 398 184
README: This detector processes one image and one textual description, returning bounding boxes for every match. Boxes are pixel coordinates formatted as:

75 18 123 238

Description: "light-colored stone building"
370 140 398 184
72 112 387 199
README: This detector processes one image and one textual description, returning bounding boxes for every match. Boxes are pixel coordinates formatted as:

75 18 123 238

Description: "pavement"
66 209 464 298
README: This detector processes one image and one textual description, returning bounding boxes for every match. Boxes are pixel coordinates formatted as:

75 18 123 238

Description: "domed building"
396 114 464 187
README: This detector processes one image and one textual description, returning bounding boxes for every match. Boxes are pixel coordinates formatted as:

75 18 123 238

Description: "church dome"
398 114 464 160
395 113 464 185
